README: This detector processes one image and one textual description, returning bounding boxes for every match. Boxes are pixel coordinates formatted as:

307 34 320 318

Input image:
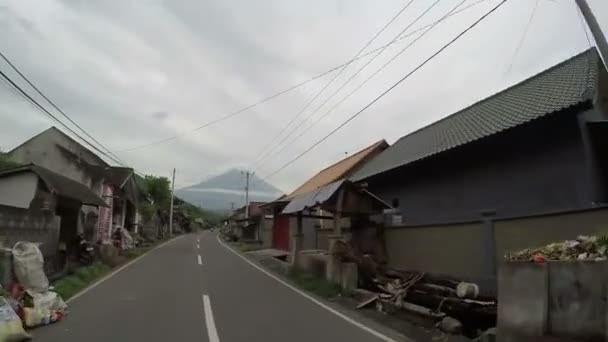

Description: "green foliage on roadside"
287 270 352 299
174 197 225 226
143 175 171 209
53 262 111 300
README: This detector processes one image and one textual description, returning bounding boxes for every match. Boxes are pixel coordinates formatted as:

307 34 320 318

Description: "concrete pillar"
291 233 304 268
326 234 343 284
340 262 358 291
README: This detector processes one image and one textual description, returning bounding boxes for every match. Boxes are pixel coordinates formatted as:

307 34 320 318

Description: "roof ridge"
315 139 386 174
391 48 599 147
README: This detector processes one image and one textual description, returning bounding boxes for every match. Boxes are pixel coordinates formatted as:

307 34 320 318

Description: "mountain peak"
175 169 283 212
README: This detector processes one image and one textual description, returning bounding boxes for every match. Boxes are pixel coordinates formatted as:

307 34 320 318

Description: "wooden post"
291 212 304 268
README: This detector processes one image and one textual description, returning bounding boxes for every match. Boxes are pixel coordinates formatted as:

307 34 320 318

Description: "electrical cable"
252 0 444 170
249 0 417 166
114 0 490 153
259 0 510 182
0 51 128 166
254 0 467 172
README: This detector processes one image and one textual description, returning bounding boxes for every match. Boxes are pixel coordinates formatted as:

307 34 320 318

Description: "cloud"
0 0 606 193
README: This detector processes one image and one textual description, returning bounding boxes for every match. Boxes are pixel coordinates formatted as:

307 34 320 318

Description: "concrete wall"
0 172 38 209
0 205 60 257
367 112 592 225
384 207 608 294
385 222 486 279
494 208 608 263
9 127 104 188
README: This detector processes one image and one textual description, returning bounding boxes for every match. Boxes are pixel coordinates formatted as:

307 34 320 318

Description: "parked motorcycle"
76 234 95 265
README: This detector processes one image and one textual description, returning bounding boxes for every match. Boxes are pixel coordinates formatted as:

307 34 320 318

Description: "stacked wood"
355 267 497 334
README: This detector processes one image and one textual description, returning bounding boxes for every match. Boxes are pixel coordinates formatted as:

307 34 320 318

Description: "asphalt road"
34 232 404 342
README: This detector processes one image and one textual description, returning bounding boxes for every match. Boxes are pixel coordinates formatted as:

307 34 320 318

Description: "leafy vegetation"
53 262 111 300
287 270 352 299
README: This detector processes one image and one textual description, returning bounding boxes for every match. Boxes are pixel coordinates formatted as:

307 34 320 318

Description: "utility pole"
230 202 235 212
169 168 176 236
242 170 253 219
576 0 608 70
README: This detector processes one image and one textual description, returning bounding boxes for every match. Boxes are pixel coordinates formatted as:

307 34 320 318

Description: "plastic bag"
24 291 67 312
22 307 63 328
12 242 49 293
0 297 30 342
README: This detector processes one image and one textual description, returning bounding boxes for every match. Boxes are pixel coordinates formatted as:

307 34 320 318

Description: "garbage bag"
0 297 30 342
24 291 67 311
12 242 49 293
22 307 64 328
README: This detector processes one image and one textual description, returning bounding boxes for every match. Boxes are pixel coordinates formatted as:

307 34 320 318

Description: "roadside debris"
12 242 49 293
505 235 608 261
0 296 30 342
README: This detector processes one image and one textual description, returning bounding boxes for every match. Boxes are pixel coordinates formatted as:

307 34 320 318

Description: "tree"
143 175 171 209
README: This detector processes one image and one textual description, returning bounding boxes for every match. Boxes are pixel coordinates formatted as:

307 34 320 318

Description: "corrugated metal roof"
0 164 108 207
282 180 345 214
288 140 388 198
351 48 601 182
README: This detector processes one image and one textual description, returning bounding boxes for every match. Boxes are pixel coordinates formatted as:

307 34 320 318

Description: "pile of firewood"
331 240 496 335
355 267 496 335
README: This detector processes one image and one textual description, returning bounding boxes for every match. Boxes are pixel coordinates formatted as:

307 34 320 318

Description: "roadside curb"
216 234 413 342
66 235 184 303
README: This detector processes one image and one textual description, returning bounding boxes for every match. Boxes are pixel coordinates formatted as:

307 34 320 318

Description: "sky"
0 0 606 194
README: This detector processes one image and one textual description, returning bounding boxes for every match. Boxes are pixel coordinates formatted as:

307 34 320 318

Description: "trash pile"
505 235 608 262
1 242 68 341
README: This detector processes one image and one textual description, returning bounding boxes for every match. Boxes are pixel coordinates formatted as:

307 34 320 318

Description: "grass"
287 269 352 299
53 262 111 300
52 239 167 300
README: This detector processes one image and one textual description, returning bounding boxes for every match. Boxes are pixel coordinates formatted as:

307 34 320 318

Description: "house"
8 126 139 243
267 140 388 252
0 164 107 272
350 48 608 290
226 202 270 243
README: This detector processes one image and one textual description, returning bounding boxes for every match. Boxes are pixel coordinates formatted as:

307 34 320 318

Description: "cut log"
400 301 446 319
405 290 496 330
411 283 458 297
356 295 378 309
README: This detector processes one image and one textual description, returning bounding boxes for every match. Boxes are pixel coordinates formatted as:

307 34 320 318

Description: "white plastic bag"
0 297 30 342
25 291 67 311
12 242 49 293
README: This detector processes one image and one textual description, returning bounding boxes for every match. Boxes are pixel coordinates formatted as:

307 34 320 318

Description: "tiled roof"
351 48 602 182
0 164 108 207
288 139 388 198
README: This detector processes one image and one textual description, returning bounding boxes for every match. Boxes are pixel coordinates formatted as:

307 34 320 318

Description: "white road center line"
198 254 203 265
202 294 220 342
197 244 200 249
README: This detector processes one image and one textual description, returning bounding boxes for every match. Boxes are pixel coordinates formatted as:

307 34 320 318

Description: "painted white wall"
0 172 38 208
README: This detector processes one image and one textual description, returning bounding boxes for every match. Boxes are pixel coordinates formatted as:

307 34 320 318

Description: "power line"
576 1 592 48
114 0 490 154
254 0 453 171
259 0 509 182
0 51 128 166
0 68 125 166
249 0 416 167
504 0 540 76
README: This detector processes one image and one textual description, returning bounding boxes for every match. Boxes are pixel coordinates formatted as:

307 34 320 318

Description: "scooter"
76 235 95 265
